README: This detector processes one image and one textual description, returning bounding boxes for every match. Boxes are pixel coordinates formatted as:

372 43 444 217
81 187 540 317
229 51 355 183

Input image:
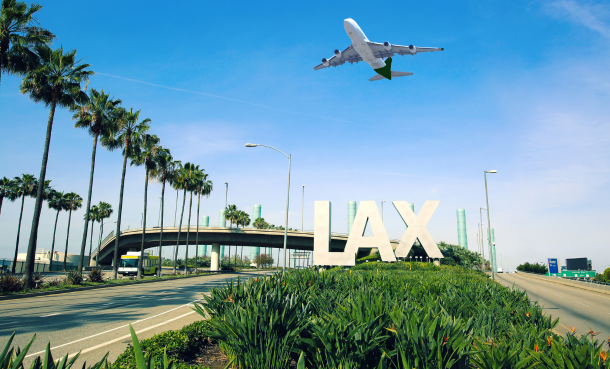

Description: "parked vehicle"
497 267 504 273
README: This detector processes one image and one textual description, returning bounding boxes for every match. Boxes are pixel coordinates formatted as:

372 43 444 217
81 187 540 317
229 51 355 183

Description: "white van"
497 267 504 273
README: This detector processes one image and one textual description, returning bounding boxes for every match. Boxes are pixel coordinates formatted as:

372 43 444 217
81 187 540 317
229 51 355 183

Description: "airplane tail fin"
369 71 413 81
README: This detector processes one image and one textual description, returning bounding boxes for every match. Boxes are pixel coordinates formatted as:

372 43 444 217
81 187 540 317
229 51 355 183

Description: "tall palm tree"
149 149 176 277
73 88 122 274
83 204 99 269
10 173 36 273
183 163 202 275
237 210 250 265
20 45 92 283
94 201 113 267
170 162 186 274
0 176 16 217
62 192 82 271
194 172 212 274
129 133 160 279
0 0 54 85
102 107 150 279
46 190 66 271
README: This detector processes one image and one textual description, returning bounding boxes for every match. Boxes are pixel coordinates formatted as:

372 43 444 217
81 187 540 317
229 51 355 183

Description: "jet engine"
383 41 392 51
334 49 342 59
408 45 417 54
322 58 329 67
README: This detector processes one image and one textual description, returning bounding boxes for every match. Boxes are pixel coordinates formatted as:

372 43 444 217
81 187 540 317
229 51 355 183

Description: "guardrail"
516 271 610 295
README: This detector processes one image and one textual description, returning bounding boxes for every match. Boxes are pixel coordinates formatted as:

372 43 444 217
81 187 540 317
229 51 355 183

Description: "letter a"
392 201 443 259
343 201 396 265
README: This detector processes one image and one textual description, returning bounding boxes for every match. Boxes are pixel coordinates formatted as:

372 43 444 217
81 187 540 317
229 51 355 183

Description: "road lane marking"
40 313 61 317
25 298 204 358
66 311 196 358
573 301 590 307
554 294 563 298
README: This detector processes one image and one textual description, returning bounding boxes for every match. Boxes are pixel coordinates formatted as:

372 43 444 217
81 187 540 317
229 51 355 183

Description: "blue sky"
1 0 609 270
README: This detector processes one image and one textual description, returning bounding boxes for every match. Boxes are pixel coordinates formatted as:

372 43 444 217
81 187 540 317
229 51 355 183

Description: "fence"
0 259 77 274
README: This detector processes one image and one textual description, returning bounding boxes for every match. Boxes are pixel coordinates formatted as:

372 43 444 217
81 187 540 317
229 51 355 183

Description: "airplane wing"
366 42 443 58
313 45 363 70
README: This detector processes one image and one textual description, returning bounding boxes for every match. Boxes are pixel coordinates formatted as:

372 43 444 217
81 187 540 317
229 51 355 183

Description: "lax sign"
313 201 443 266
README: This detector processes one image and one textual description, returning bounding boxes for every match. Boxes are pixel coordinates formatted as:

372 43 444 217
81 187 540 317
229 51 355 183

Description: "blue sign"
548 258 559 274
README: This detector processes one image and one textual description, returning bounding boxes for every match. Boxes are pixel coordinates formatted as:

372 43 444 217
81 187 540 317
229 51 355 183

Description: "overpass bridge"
93 226 400 269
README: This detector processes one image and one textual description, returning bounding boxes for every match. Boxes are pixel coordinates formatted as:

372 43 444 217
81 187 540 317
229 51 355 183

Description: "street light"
484 170 497 280
301 185 305 269
479 207 487 272
223 182 228 227
140 213 143 228
95 220 116 267
246 143 291 271
381 201 386 222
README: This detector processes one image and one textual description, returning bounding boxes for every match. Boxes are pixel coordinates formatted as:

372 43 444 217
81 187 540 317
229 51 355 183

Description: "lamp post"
484 170 497 279
95 220 116 267
381 201 386 222
157 197 161 227
479 207 487 272
140 213 143 229
301 185 305 269
246 143 291 272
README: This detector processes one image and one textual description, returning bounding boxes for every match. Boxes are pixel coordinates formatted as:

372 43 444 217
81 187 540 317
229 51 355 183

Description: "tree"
236 210 250 265
170 161 187 274
102 107 150 279
46 190 66 271
193 172 212 274
0 176 16 218
20 45 92 285
129 133 160 278
73 88 122 274
62 192 82 271
255 253 274 268
10 173 36 273
149 148 176 277
182 163 203 275
94 201 113 267
0 0 54 84
83 204 99 269
253 217 269 230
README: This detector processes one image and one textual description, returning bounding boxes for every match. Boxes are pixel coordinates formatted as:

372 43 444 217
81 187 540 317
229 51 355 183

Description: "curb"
0 272 225 301
515 271 610 297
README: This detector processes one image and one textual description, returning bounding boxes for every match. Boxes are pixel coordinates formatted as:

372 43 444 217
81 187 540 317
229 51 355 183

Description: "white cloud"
545 0 610 39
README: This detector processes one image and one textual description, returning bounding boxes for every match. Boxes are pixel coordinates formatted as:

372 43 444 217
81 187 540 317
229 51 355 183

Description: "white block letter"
393 201 443 259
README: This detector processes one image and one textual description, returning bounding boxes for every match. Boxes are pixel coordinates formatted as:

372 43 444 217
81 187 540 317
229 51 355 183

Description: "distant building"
16 249 89 267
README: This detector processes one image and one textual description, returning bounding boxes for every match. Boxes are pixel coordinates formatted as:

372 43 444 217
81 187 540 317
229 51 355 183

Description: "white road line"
554 294 563 298
25 298 203 358
40 313 61 317
573 300 590 307
67 311 196 358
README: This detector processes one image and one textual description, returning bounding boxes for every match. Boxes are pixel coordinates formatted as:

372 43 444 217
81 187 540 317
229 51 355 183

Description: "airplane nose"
344 18 355 32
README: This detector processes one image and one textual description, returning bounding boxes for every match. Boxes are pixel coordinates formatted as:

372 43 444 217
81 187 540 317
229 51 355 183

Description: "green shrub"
65 270 83 285
604 267 610 281
0 274 23 292
87 267 104 283
517 262 549 274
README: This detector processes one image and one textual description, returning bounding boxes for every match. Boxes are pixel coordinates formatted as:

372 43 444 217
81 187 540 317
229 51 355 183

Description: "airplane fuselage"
344 18 386 69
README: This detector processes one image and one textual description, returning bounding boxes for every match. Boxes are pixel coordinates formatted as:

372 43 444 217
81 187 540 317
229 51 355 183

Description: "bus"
118 252 159 276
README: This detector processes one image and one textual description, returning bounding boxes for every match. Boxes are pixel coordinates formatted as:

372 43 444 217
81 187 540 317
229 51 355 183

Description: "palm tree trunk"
195 193 201 274
11 194 26 273
241 246 244 267
96 222 104 267
0 195 4 217
138 169 149 279
112 140 130 279
78 134 99 273
157 180 165 277
64 209 73 271
87 220 95 269
173 188 186 274
49 209 60 271
23 91 59 285
184 192 193 275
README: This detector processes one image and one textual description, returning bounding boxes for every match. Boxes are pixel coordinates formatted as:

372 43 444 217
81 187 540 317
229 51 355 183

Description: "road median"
515 271 610 296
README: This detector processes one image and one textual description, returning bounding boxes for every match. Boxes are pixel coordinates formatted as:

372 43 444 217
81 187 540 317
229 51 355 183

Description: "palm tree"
20 45 92 284
94 201 113 267
83 204 99 269
183 163 202 275
194 172 212 274
129 133 160 279
73 88 122 274
62 192 82 271
0 0 54 85
102 107 150 279
237 210 250 265
46 190 66 271
10 173 36 273
149 149 176 277
170 162 187 274
0 176 16 217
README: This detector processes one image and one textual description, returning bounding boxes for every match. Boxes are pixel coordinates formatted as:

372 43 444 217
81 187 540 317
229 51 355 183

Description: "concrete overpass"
93 226 400 269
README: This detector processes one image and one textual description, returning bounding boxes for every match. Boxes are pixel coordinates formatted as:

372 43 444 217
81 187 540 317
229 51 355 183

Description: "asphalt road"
0 271 273 367
496 273 610 340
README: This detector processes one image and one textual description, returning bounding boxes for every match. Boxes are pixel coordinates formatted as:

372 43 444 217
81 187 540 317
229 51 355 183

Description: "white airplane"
314 18 444 81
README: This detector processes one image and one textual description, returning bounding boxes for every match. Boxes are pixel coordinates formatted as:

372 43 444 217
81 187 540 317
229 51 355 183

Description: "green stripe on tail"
374 57 393 80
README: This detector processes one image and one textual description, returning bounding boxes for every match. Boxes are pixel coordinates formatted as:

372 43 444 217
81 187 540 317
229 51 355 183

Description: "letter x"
392 201 443 259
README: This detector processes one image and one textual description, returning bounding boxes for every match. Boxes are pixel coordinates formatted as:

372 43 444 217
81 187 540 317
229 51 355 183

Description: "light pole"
381 201 386 222
246 143 291 272
300 185 305 269
140 213 143 228
157 197 162 227
96 220 116 266
479 207 487 272
224 182 228 214
484 170 497 279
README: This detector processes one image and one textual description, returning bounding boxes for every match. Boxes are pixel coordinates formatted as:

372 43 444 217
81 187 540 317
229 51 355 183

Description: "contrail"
96 72 468 151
